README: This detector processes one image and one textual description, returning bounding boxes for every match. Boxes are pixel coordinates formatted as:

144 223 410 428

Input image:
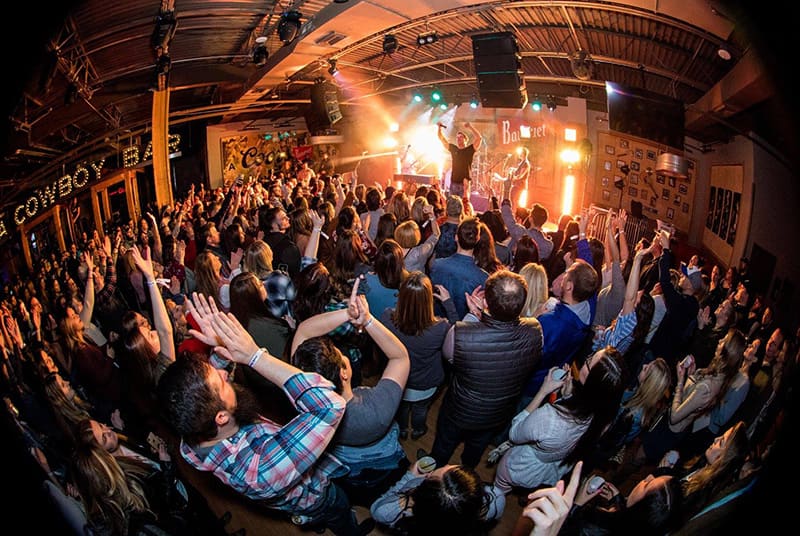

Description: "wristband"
249 348 266 368
146 279 157 287
363 316 374 330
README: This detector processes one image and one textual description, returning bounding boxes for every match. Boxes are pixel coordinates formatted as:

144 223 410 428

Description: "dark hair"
456 218 480 250
229 272 271 326
336 205 358 233
473 222 503 274
373 239 408 290
478 210 509 242
392 271 436 335
624 475 683 535
405 466 488 535
568 259 599 302
512 235 540 272
157 352 225 445
484 270 527 321
291 336 345 392
330 230 369 300
366 187 383 211
222 222 245 255
562 346 627 466
292 262 332 322
375 213 398 247
529 203 548 228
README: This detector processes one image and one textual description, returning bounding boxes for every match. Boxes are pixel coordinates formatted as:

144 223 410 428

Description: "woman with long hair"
118 246 175 430
242 239 296 320
329 229 372 302
289 207 314 254
43 371 94 444
362 239 409 320
518 262 550 318
511 234 540 273
473 221 504 275
229 272 291 360
479 209 512 268
193 250 230 311
491 346 627 516
385 272 458 440
375 213 398 248
385 190 411 223
640 328 746 464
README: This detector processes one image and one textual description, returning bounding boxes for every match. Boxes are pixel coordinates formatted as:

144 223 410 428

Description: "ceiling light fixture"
546 95 557 112
416 31 438 46
717 46 732 60
328 59 338 75
252 36 268 67
383 34 398 55
278 10 302 45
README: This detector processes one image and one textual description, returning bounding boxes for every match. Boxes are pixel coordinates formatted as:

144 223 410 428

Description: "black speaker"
471 32 527 109
306 80 342 133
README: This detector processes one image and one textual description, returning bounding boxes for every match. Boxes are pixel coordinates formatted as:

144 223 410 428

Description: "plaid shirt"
180 372 347 513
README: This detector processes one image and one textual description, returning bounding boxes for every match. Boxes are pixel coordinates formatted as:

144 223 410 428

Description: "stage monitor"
606 81 685 150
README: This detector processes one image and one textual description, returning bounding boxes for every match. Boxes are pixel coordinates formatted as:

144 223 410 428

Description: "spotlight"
252 36 268 67
412 92 423 103
278 10 302 45
546 95 557 112
383 34 398 55
470 95 479 109
531 99 542 111
328 59 338 75
416 31 438 46
431 88 442 102
439 103 448 110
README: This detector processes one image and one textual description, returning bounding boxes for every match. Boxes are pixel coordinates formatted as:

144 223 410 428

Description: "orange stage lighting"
518 189 528 209
561 174 575 216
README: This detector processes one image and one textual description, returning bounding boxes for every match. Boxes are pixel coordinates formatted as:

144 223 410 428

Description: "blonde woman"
43 372 94 441
385 191 411 223
394 204 439 273
519 262 550 318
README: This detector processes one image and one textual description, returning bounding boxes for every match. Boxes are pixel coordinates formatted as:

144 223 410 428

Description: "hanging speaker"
306 80 342 133
471 32 527 109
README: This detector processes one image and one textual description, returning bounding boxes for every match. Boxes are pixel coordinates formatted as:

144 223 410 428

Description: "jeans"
397 397 433 433
298 482 359 536
430 408 500 469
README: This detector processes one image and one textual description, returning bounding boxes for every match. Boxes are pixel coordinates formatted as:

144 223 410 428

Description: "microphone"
437 122 445 128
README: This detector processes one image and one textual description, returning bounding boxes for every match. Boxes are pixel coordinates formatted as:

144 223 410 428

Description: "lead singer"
438 121 483 198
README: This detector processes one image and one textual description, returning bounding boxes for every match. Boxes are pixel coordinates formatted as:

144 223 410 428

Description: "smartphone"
666 450 680 466
551 368 567 381
146 432 166 453
587 475 606 494
680 355 694 369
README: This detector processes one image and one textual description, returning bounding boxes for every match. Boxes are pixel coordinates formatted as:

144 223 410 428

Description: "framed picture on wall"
688 160 695 169
668 177 676 187
682 202 690 213
635 148 643 159
657 174 666 184
628 186 638 197
647 150 656 160
605 145 615 155
678 183 688 194
630 161 640 171
602 189 611 201
604 161 612 171
620 139 629 149
629 173 639 184
616 159 626 169
602 176 609 186
674 194 681 205
641 189 649 200
667 208 675 219
662 188 670 200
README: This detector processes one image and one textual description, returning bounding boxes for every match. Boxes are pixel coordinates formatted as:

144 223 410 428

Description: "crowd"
0 151 797 535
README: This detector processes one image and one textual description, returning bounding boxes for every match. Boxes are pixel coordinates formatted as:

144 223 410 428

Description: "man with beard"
157 294 371 535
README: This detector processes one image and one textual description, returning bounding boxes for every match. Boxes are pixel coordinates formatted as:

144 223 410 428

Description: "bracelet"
313 227 322 232
249 348 266 368
146 279 157 286
363 316 374 330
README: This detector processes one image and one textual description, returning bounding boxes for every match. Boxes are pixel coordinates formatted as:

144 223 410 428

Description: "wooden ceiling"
0 1 793 210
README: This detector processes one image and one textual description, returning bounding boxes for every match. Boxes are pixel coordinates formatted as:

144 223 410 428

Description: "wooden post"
152 88 174 209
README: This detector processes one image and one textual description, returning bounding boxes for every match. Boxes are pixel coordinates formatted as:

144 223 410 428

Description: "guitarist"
507 147 531 208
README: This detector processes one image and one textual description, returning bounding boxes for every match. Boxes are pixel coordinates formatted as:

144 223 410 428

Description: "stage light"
546 95 557 112
413 92 423 103
439 103 448 110
278 11 302 45
252 36 268 67
431 89 442 102
328 59 338 75
383 34 398 55
560 149 580 164
389 122 400 132
561 174 575 216
417 31 438 46
470 95 479 109
531 99 542 111
263 133 273 141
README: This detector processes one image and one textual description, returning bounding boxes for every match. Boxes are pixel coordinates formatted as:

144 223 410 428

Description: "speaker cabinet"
471 32 527 109
306 80 342 133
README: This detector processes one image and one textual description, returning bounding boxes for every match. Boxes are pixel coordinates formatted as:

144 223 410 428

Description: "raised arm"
617 209 630 269
79 251 95 327
437 123 449 150
131 245 175 361
622 245 651 316
465 122 483 150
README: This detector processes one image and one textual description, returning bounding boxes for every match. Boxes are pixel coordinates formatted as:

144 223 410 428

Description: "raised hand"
209 311 259 364
230 248 244 271
185 292 222 347
433 284 451 302
522 461 583 536
310 210 324 229
465 285 485 318
130 245 155 280
82 250 94 273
